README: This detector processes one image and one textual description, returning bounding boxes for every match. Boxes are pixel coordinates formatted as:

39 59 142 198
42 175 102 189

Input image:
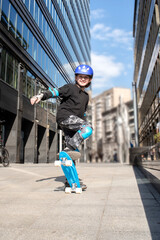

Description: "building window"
9 4 17 38
22 22 29 50
1 48 17 88
15 14 22 45
1 0 10 27
96 102 101 119
1 48 6 81
27 31 33 57
6 53 14 87
106 94 111 110
13 59 18 89
105 119 112 132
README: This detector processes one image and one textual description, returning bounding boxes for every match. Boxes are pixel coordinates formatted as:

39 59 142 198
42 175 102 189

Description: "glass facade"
0 0 91 163
0 0 90 90
133 0 160 146
1 46 56 114
1 47 18 89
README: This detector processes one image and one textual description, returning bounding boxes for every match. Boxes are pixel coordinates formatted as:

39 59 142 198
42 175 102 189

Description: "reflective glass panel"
13 59 18 89
25 0 30 11
30 0 34 18
27 31 33 57
1 0 9 27
39 10 42 31
37 43 42 67
16 14 23 45
6 53 13 86
9 5 17 37
22 22 28 50
33 38 37 61
1 48 6 81
35 1 39 25
41 49 45 71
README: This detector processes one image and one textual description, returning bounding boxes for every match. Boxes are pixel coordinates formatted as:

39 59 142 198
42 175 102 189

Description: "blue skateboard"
55 151 82 194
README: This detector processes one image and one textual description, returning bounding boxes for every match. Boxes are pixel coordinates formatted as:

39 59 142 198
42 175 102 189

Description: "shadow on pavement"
36 175 65 183
36 175 66 192
133 166 160 240
36 174 84 192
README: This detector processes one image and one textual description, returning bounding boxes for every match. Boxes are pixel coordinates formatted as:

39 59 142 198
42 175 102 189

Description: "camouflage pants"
59 115 92 150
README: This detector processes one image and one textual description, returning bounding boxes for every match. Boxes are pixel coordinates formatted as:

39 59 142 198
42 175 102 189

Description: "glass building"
133 0 160 147
0 0 91 163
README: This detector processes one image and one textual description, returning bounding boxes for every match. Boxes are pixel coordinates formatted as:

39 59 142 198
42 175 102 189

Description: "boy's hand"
30 94 44 105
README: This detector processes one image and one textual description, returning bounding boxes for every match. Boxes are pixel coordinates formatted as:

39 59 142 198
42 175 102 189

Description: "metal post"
132 81 139 147
34 79 38 164
46 102 49 163
84 140 86 162
0 43 3 78
16 63 24 163
59 130 62 152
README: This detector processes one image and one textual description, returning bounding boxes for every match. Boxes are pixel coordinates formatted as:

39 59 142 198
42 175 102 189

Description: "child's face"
75 74 92 88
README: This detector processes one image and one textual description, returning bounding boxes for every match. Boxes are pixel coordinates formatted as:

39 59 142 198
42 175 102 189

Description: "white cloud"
91 52 124 96
91 23 133 50
90 9 105 19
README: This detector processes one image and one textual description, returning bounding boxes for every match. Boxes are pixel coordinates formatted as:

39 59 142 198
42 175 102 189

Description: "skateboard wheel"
65 187 71 194
65 160 72 166
54 160 61 167
76 188 82 194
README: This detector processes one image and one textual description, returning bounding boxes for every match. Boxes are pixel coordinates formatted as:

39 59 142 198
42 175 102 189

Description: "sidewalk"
0 162 160 240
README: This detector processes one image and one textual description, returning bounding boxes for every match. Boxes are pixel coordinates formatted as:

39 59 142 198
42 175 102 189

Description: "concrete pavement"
0 162 160 240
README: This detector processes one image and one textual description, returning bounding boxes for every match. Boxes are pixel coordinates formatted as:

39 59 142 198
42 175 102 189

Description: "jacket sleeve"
41 84 71 101
42 90 53 100
42 87 59 100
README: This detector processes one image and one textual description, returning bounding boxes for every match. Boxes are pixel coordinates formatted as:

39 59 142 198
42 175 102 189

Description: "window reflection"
0 0 75 90
13 59 18 89
33 38 37 61
39 10 42 31
1 0 9 27
0 46 57 113
16 14 23 45
24 0 30 11
9 5 17 37
38 43 42 67
30 0 34 18
1 48 6 81
22 23 28 50
28 31 33 57
6 53 14 87
35 1 39 25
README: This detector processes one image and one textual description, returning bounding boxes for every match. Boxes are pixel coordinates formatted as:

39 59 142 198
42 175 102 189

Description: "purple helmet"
75 64 93 77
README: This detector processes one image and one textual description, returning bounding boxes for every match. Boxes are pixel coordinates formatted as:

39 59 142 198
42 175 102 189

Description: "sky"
90 0 135 97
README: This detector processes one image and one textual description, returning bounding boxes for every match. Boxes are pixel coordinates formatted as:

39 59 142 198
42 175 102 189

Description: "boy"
30 64 93 189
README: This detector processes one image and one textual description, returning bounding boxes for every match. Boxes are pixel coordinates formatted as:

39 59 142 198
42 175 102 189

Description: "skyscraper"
0 0 91 163
133 0 160 146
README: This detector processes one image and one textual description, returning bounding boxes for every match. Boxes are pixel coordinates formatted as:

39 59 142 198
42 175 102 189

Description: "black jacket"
42 84 89 124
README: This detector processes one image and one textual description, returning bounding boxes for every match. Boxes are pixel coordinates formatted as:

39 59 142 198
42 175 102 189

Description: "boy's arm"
30 87 59 105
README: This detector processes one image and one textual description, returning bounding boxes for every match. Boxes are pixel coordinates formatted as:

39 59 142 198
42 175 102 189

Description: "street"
0 163 160 240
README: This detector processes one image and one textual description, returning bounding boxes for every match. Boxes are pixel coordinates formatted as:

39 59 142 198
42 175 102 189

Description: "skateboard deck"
55 151 82 193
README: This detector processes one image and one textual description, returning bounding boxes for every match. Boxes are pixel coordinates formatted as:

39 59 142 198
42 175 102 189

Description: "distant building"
0 0 91 163
92 88 134 162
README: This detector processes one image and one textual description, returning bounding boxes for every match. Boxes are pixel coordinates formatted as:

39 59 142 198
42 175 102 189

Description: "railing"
132 143 160 171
